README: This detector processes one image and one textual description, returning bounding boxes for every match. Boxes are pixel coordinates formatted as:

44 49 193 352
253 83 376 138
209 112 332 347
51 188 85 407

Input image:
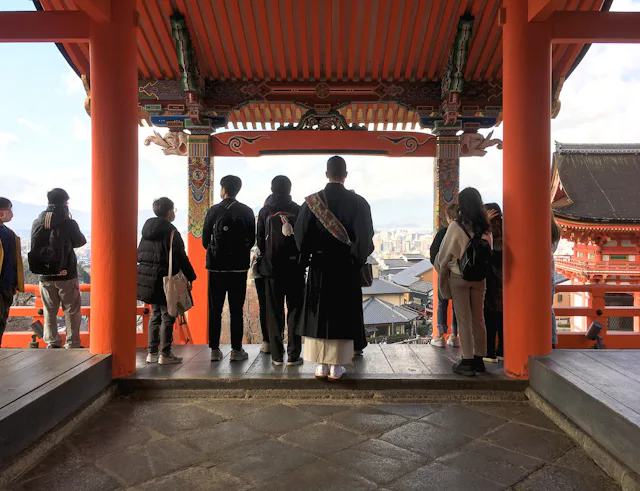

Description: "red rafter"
226 0 253 80
337 0 348 80
176 0 219 79
284 0 298 80
298 1 310 79
393 0 416 80
359 0 372 80
312 0 321 80
371 0 389 80
201 0 230 79
429 0 459 80
325 0 332 80
270 0 289 80
381 0 402 80
214 1 242 79
346 0 359 80
404 0 431 80
244 5 265 80
417 1 442 79
147 0 179 77
255 0 276 80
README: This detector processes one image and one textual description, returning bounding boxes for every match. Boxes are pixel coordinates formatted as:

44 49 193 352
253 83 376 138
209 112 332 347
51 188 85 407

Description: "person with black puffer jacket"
137 197 196 365
203 175 256 363
30 188 86 349
256 176 304 367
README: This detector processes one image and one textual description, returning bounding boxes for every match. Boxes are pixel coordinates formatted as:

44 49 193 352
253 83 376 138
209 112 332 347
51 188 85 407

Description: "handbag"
305 192 373 287
163 230 193 317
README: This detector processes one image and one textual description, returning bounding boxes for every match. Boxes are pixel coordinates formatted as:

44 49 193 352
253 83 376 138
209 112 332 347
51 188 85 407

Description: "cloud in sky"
1 0 640 225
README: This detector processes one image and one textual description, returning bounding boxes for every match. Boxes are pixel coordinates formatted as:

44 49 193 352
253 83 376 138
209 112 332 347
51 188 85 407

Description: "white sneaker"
158 352 183 365
260 342 271 353
146 352 159 363
447 334 460 347
315 364 329 379
431 335 446 348
328 365 347 380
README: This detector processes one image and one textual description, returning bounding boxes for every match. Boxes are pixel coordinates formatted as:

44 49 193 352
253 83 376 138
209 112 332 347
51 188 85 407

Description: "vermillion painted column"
432 132 461 328
186 133 211 344
503 0 552 379
89 0 138 378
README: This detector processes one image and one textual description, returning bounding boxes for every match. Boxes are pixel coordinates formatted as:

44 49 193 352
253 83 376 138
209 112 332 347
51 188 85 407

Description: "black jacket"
202 198 256 271
430 226 448 266
256 193 301 275
137 218 196 306
31 208 87 281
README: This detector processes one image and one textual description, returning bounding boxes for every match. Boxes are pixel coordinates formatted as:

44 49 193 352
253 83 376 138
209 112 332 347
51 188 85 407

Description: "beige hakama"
303 337 354 365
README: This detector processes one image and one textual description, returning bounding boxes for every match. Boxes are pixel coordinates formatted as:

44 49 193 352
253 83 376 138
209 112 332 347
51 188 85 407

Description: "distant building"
389 259 434 308
551 143 640 332
363 297 421 337
362 278 410 306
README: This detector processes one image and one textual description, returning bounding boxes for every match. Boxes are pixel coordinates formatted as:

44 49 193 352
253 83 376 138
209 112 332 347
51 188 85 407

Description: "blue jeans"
551 280 558 346
437 293 458 336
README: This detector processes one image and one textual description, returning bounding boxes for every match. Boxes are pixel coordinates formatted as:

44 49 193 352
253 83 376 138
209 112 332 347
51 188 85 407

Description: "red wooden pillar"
503 0 552 379
185 134 212 344
89 0 138 378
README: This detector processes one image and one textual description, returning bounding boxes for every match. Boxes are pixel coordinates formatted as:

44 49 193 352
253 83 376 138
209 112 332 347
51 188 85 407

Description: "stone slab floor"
7 398 620 491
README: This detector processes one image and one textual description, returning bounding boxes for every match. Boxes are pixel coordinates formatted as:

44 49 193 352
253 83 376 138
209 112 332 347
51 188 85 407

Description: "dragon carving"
460 130 503 157
144 130 188 156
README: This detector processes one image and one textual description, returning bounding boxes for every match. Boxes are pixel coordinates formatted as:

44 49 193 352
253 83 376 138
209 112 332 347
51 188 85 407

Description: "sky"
1 0 640 232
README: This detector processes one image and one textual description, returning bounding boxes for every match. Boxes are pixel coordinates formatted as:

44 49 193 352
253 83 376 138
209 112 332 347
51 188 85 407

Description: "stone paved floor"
8 398 620 491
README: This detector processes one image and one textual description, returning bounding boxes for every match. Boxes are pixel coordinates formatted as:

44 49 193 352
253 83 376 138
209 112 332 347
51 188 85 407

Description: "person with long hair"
552 212 562 348
483 203 503 363
435 187 491 376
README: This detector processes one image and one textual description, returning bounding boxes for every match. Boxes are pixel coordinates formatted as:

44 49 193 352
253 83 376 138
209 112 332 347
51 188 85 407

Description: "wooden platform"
530 350 640 477
121 343 526 392
0 349 111 468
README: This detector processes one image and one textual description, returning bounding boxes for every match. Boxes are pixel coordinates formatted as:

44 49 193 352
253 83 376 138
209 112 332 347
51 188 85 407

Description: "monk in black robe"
295 156 374 380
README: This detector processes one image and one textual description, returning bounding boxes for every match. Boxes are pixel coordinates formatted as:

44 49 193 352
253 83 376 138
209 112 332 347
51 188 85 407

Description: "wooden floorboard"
380 343 431 374
0 349 22 362
353 344 393 374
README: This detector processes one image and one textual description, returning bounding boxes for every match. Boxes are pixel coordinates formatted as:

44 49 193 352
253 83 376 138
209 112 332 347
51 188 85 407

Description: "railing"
555 284 640 349
555 257 640 275
4 284 151 349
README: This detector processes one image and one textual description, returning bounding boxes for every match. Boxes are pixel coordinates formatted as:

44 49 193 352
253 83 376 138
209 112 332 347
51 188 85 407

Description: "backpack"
211 202 246 262
457 222 492 282
262 211 298 275
28 226 64 276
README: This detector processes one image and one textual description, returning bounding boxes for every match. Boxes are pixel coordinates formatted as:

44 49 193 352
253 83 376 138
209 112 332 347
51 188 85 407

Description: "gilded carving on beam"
460 130 503 157
280 108 366 131
144 130 188 156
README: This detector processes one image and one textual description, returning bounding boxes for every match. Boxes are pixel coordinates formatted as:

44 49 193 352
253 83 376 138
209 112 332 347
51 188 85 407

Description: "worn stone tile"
96 438 203 486
422 405 507 439
238 404 318 435
354 438 429 463
132 466 251 491
294 403 352 417
121 403 225 436
483 422 574 461
328 447 421 484
376 403 442 419
329 406 408 435
21 442 85 478
104 399 189 423
438 441 544 487
380 421 470 459
215 440 318 484
553 447 613 482
11 463 120 491
390 462 503 491
255 461 377 491
514 463 619 491
511 406 563 433
67 419 154 460
467 402 530 420
194 399 272 420
177 421 266 456
279 422 367 456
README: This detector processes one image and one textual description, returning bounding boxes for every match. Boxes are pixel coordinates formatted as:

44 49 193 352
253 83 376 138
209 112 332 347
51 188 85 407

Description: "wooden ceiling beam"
529 0 565 22
73 0 109 23
549 11 640 43
0 11 89 42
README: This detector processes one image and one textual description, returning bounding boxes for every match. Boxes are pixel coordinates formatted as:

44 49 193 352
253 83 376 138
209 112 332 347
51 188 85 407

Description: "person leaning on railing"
0 197 24 348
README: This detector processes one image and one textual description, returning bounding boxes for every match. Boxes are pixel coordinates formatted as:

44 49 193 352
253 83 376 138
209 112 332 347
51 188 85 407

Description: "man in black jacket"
203 175 256 362
257 176 304 366
137 197 196 365
30 189 87 349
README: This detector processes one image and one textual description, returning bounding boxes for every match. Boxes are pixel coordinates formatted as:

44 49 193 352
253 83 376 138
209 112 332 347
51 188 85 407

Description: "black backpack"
262 211 298 275
211 202 246 262
457 222 492 282
28 227 64 276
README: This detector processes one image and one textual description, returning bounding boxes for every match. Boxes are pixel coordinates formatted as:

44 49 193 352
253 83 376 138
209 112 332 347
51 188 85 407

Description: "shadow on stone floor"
7 398 620 491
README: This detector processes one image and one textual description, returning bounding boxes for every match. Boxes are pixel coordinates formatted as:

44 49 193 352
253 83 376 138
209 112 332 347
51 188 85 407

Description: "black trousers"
0 288 14 348
148 304 176 356
485 310 504 358
254 277 269 343
208 272 247 351
264 273 304 362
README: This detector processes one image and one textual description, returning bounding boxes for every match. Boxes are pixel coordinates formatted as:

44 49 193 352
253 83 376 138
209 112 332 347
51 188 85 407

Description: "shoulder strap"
305 192 352 246
168 230 175 276
456 220 472 240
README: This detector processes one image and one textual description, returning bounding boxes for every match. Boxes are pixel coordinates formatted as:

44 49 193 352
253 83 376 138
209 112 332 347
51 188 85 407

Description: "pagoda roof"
34 0 609 129
552 143 640 224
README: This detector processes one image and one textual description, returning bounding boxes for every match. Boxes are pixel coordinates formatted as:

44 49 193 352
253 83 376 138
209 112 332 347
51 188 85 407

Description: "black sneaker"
452 359 476 377
473 356 486 373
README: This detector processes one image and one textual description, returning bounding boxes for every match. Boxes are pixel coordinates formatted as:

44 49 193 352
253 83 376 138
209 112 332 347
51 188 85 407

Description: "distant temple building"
551 143 640 332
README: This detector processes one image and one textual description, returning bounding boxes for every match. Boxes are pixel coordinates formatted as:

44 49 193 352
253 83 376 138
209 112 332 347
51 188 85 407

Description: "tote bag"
163 230 193 317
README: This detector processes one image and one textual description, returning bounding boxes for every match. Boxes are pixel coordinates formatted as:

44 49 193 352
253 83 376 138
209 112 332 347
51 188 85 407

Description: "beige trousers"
448 273 487 359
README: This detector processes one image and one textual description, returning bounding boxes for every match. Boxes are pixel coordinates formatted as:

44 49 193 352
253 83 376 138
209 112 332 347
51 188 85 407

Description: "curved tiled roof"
362 278 410 296
363 297 420 326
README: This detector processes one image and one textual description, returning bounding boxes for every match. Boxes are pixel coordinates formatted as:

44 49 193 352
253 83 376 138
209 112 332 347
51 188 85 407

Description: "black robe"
295 183 374 346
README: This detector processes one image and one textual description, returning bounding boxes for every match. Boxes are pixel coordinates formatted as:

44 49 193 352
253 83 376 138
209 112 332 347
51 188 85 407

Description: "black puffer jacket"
137 218 196 305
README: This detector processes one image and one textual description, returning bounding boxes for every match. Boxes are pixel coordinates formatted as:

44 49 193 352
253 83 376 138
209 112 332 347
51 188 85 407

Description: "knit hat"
271 175 292 195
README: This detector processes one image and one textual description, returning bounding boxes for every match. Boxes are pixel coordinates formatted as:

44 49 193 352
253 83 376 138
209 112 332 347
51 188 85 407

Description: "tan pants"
449 273 487 359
